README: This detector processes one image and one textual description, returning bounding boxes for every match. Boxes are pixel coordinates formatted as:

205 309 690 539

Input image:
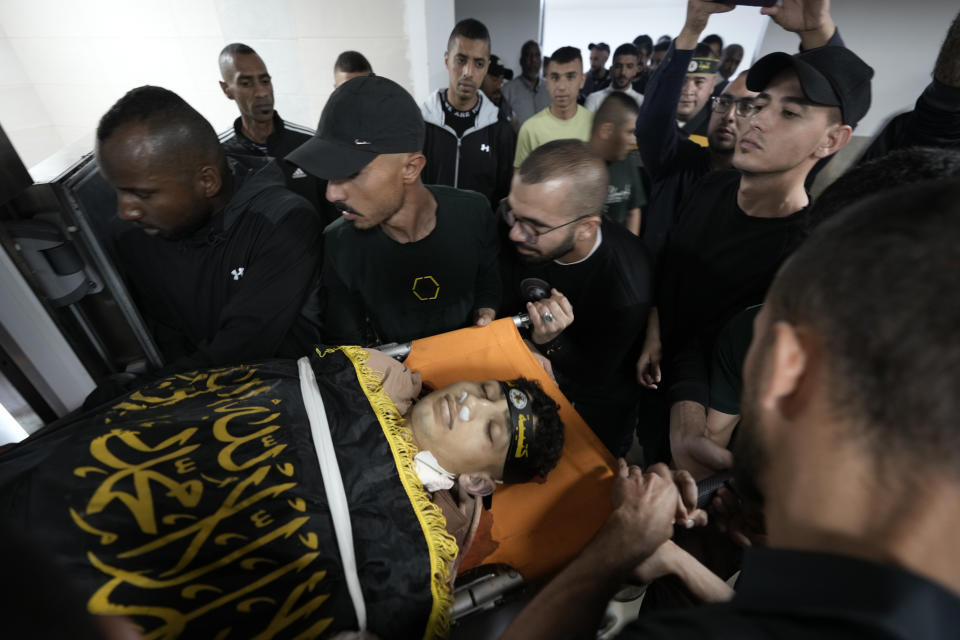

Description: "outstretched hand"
762 0 835 49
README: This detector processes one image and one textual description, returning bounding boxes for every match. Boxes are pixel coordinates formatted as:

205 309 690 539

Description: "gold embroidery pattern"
73 365 332 639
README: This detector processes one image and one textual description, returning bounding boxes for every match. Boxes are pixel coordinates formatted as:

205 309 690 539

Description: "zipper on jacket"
454 137 461 188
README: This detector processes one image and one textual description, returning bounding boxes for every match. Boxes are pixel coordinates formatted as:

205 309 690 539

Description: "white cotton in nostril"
459 406 471 422
457 391 468 403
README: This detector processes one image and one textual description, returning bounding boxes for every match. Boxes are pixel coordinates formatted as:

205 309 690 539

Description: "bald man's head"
218 43 275 125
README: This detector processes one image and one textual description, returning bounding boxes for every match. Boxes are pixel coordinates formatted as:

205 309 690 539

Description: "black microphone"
520 277 551 303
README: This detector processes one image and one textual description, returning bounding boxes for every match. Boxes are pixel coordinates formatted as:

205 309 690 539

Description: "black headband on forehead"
499 380 537 484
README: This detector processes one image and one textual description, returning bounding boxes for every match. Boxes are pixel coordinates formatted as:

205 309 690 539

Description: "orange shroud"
404 317 616 583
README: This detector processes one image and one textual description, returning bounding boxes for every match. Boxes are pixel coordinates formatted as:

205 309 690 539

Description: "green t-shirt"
321 185 500 345
604 158 647 225
514 105 594 167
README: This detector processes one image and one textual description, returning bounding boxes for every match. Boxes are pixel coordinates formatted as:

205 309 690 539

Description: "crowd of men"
43 0 960 635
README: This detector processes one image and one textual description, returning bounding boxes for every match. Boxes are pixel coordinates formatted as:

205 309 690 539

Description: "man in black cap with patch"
287 75 500 346
650 42 873 476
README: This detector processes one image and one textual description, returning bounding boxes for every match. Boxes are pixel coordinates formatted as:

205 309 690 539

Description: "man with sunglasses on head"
498 139 653 457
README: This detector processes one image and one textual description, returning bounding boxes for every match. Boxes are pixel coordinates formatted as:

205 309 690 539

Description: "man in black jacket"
420 19 516 208
218 42 336 225
96 85 323 375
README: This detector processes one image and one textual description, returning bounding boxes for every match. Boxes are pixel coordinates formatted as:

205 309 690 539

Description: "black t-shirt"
657 170 807 405
618 547 960 639
440 90 481 138
500 219 653 409
321 185 500 345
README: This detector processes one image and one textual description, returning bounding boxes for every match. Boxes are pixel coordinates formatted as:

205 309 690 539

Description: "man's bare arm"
501 462 705 640
633 540 734 603
626 207 642 236
671 401 733 481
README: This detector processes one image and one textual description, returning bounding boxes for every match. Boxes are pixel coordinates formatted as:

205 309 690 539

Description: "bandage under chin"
413 450 456 492
499 380 536 484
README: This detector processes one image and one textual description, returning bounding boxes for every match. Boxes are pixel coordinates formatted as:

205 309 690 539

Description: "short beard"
514 231 577 264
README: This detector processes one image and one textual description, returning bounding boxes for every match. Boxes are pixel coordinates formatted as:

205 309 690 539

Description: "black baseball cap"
588 42 610 53
747 47 874 127
286 75 425 180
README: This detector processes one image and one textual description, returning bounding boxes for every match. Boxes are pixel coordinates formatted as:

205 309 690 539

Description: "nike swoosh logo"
354 139 371 145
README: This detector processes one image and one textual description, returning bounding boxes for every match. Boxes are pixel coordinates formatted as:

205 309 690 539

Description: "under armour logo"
480 144 490 152
231 267 245 281
291 168 307 179
354 139 371 145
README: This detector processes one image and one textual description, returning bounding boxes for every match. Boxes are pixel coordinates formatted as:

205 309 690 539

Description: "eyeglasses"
498 199 592 244
711 95 758 117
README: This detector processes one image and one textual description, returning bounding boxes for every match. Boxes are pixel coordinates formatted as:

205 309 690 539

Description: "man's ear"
814 123 853 159
402 153 427 184
196 165 223 199
459 472 497 497
574 215 602 242
597 121 614 141
219 80 233 100
759 321 808 413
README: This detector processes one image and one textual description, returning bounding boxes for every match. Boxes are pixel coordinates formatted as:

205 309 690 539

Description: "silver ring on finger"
543 311 555 323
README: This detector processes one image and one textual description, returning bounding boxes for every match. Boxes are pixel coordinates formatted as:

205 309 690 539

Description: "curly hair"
507 377 565 478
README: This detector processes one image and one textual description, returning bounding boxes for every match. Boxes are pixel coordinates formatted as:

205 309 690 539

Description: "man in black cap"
287 75 500 346
652 35 873 477
580 42 611 103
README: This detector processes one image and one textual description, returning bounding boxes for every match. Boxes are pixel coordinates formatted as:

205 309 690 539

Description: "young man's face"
677 73 717 120
734 69 842 175
97 123 213 240
707 74 757 153
445 36 490 106
324 153 408 230
589 48 608 72
219 53 274 124
546 59 585 110
610 54 639 90
408 380 514 478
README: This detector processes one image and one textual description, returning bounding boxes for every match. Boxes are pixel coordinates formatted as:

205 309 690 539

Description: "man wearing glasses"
635 1 759 263
498 139 653 457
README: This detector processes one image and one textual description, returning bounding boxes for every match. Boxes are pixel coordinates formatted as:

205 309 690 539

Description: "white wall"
455 0 543 79
0 0 454 177
543 0 768 75
756 0 955 138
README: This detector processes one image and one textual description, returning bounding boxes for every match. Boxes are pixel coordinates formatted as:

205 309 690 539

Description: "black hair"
518 139 608 219
613 43 639 59
509 377 564 478
219 42 256 58
694 42 715 58
448 17 491 51
653 41 670 54
703 34 724 50
767 178 960 477
549 46 582 67
808 147 960 230
633 34 653 56
334 50 372 74
592 91 640 134
96 86 222 169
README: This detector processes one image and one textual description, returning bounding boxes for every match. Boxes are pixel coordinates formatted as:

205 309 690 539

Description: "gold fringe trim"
316 346 457 639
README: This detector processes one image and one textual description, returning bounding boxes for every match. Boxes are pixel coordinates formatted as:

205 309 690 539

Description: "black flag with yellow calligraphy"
0 346 456 639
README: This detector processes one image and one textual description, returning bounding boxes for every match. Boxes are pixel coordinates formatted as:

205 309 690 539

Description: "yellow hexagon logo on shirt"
412 276 440 301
